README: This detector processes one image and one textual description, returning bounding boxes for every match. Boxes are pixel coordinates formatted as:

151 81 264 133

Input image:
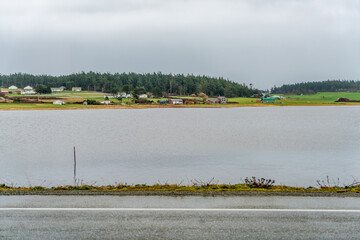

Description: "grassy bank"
230 92 360 106
1 92 360 110
1 183 360 193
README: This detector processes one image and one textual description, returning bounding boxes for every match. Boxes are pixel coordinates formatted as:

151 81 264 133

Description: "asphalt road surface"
1 195 360 239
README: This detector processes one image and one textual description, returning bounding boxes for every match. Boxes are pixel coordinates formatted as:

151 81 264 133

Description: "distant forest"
271 80 360 94
0 72 258 97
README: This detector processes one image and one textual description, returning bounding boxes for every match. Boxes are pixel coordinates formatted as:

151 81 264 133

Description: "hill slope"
0 72 258 97
271 80 360 94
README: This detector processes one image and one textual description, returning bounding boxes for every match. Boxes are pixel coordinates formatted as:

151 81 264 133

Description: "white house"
21 86 36 95
117 92 127 98
139 94 148 99
53 100 65 105
169 99 183 105
9 85 18 90
72 87 82 91
51 87 63 92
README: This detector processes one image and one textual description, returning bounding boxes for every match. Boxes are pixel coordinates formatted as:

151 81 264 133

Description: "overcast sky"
0 0 359 89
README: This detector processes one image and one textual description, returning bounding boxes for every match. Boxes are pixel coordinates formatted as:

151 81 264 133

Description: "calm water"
1 106 359 187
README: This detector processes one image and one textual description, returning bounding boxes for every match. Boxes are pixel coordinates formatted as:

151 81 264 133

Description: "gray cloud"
0 0 359 89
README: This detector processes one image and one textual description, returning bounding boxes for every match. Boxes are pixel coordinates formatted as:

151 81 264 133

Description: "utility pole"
73 146 77 186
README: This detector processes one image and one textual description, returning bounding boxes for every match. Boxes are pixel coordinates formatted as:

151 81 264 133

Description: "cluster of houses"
103 93 228 105
51 87 82 92
1 85 83 95
158 97 228 105
1 85 231 106
0 85 36 95
112 92 148 99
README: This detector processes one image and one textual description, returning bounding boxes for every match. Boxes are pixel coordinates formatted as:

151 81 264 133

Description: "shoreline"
1 190 360 197
0 103 359 111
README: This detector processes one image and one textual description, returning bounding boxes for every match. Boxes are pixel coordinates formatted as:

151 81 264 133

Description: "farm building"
169 99 183 104
21 86 36 95
206 99 220 104
51 87 64 92
72 87 82 91
218 96 227 104
9 85 18 90
139 94 148 99
262 97 276 103
53 100 65 105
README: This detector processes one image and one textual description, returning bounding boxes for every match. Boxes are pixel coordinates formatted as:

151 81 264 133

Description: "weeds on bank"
1 177 360 193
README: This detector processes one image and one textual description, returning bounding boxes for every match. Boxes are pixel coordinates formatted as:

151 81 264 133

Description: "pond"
1 106 359 187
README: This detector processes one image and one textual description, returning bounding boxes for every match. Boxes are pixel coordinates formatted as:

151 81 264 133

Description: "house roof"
24 86 33 90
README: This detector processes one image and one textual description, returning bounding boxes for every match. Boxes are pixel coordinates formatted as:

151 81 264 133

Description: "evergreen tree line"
0 72 258 97
271 80 360 94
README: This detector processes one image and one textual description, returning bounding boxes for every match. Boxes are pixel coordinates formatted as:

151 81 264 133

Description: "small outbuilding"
169 99 183 105
139 94 148 99
53 100 65 105
9 85 18 90
100 100 112 105
51 87 64 92
262 97 276 103
72 87 82 92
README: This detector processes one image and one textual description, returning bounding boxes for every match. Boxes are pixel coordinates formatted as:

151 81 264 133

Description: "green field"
228 92 360 105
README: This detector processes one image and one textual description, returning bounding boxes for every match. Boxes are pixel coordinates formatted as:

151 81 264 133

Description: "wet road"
1 196 360 239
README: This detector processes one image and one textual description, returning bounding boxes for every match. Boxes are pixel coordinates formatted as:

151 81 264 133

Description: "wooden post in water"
73 146 77 186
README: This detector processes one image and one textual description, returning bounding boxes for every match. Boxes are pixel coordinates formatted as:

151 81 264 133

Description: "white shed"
100 100 111 105
72 87 82 91
53 100 65 105
169 99 183 105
